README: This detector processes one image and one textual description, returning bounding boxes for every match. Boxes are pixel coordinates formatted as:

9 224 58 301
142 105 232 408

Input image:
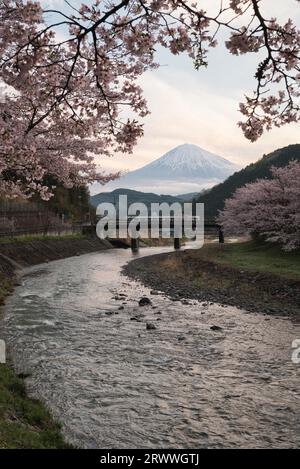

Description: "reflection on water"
3 244 300 448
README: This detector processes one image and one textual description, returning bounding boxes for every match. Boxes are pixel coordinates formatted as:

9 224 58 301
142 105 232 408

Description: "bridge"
85 216 224 251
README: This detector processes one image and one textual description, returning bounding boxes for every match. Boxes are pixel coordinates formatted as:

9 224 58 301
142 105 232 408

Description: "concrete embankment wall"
0 237 113 271
0 254 16 277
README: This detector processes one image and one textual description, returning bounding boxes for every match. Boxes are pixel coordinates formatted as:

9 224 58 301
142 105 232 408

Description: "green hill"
90 188 180 209
196 144 300 220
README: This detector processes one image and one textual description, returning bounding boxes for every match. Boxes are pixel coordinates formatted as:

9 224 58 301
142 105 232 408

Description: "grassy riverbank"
0 275 14 307
124 240 300 316
0 233 85 244
0 272 70 448
196 241 300 281
0 363 71 448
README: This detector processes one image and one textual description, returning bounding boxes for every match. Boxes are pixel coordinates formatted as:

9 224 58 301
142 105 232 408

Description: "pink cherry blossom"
218 161 300 251
1 1 300 199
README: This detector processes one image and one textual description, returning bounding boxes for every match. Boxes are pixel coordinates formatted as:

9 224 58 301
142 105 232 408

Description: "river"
3 244 300 448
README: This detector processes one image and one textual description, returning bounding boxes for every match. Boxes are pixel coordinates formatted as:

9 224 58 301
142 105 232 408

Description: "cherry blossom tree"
218 161 300 251
1 0 300 199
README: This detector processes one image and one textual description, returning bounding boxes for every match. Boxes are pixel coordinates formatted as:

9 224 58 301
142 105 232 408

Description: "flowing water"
3 245 300 448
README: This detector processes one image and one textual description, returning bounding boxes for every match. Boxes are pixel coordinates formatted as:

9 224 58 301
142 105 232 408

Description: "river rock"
210 325 223 332
139 297 152 306
181 300 191 305
177 335 186 341
146 322 156 330
17 372 31 379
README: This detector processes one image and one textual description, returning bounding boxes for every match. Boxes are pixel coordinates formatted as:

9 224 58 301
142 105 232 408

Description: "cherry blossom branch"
1 0 300 200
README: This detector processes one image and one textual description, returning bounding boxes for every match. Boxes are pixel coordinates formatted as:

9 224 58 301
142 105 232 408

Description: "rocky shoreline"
123 250 300 318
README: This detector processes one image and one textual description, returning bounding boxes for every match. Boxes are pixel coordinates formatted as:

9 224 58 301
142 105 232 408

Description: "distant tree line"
196 144 300 221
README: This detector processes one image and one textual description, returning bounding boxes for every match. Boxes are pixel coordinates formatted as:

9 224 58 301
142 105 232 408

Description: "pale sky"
42 1 300 175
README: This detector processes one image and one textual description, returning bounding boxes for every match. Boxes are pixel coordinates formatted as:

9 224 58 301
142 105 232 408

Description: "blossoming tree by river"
1 0 300 199
218 161 300 251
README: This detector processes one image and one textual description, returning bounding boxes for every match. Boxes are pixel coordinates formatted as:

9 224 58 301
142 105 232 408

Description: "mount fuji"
95 144 240 195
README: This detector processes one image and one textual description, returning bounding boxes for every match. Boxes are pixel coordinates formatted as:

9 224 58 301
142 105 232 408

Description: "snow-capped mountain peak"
92 143 240 195
143 143 237 174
